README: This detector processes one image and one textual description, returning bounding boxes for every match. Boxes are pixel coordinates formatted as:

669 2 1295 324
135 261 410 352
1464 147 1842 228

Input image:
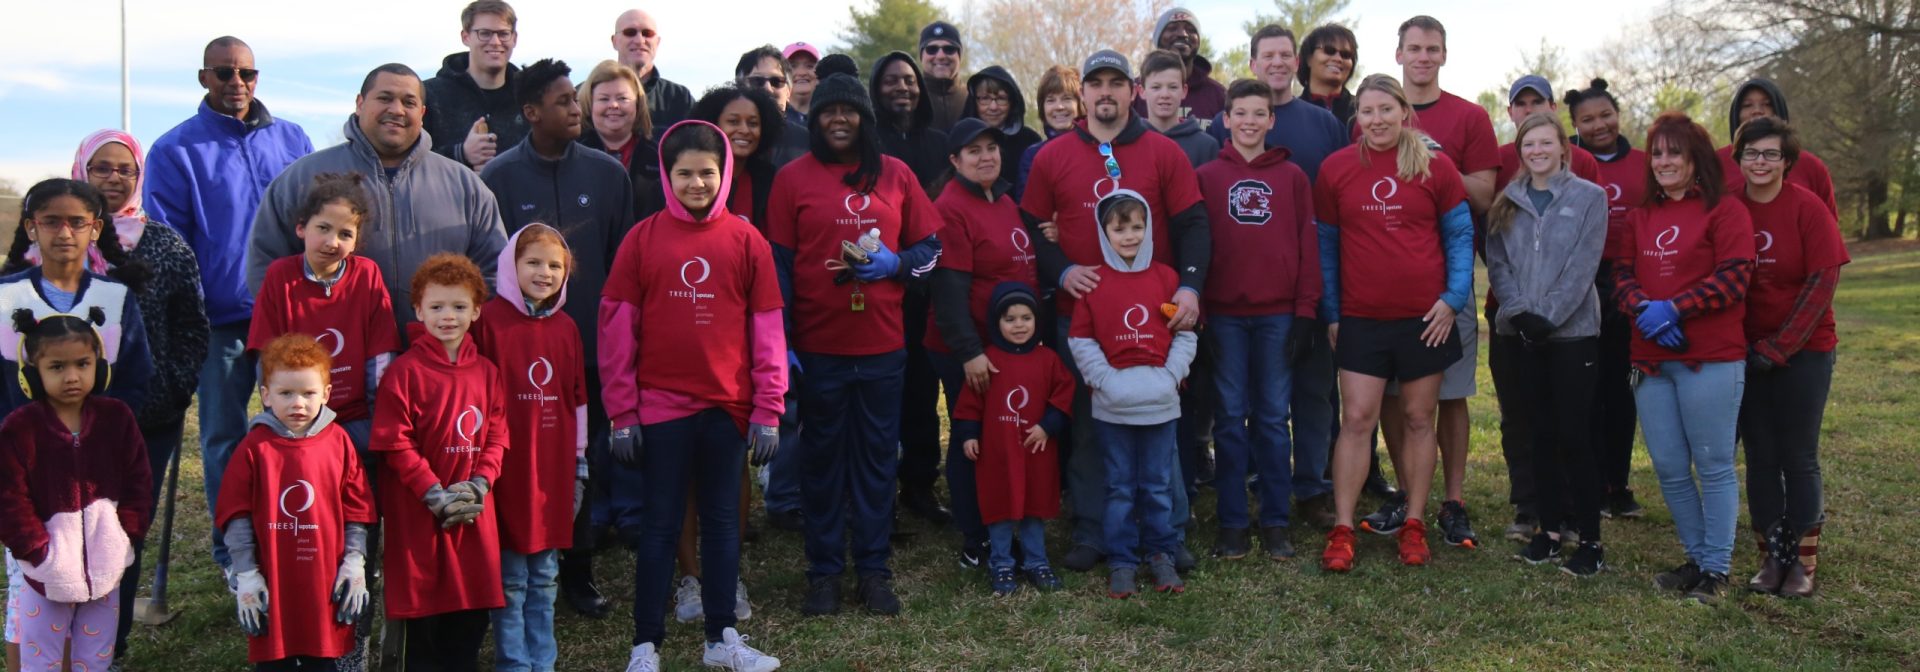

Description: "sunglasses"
202 66 258 83
621 26 657 39
1099 143 1121 180
1318 45 1356 60
922 44 959 56
746 75 788 89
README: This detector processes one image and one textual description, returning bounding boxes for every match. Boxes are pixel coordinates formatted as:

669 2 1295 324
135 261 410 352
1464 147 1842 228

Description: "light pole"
119 0 130 131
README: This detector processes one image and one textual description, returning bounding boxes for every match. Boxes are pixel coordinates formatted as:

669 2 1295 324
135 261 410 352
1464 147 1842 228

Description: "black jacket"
962 66 1045 188
578 130 665 225
422 53 528 165
869 51 950 192
643 69 695 141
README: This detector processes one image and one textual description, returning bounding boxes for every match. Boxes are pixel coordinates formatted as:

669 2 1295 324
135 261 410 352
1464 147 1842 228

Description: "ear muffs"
15 313 111 401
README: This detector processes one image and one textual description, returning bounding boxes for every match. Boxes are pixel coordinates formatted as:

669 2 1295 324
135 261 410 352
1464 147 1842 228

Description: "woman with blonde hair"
579 59 664 221
1013 65 1084 200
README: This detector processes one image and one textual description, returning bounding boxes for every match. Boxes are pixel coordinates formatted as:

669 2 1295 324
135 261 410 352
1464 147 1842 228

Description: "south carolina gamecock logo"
1229 179 1272 225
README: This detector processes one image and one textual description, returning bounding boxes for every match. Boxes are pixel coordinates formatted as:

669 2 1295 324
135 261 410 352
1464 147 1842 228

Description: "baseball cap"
1082 49 1133 80
783 42 821 61
1509 75 1553 105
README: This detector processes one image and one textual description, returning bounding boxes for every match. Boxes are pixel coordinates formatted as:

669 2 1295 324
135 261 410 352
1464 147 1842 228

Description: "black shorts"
1337 316 1463 382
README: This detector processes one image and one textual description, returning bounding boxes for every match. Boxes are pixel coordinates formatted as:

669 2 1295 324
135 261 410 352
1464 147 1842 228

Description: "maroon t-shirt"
1739 184 1849 351
1314 145 1468 320
1616 195 1755 365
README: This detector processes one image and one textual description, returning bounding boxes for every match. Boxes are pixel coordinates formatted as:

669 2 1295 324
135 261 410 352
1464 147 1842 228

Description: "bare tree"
1217 0 1357 87
962 0 1172 119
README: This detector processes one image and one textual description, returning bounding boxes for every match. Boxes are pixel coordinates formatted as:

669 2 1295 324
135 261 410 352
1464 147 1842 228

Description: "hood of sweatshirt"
655 120 737 224
963 66 1028 135
986 281 1041 354
434 52 523 95
339 115 434 175
869 51 934 132
1216 143 1293 168
1162 118 1206 140
494 222 573 317
1094 188 1155 273
248 405 339 439
1728 78 1791 135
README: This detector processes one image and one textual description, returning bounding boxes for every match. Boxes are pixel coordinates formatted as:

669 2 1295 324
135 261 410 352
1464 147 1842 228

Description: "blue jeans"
199 320 254 569
493 548 559 672
1056 314 1189 550
1635 360 1743 575
1098 419 1179 570
798 350 905 579
761 387 805 515
927 351 986 549
1210 314 1296 529
987 518 1049 573
633 409 744 644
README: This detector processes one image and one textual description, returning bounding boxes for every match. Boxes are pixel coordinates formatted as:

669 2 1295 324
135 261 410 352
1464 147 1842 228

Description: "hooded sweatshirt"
1717 78 1838 215
1154 118 1219 169
248 255 401 422
0 269 154 421
1484 170 1610 340
949 283 1073 525
1067 190 1199 425
1131 58 1227 126
422 52 528 165
214 407 375 663
601 121 788 431
869 51 952 190
962 66 1044 186
248 117 509 326
1204 97 1349 181
471 224 589 554
0 397 150 604
1196 145 1320 318
927 177 1038 358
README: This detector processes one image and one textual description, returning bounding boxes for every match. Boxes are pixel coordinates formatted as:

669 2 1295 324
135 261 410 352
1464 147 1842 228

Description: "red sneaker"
1398 519 1431 566
1322 525 1356 573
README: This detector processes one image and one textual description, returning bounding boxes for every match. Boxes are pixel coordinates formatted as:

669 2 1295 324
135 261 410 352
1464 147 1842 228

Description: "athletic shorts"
1338 316 1463 383
1385 305 1479 400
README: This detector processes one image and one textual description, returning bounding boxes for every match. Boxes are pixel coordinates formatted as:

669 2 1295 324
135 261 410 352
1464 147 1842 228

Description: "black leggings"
1740 349 1834 534
1516 338 1603 540
1595 286 1638 494
1489 332 1538 516
400 609 490 672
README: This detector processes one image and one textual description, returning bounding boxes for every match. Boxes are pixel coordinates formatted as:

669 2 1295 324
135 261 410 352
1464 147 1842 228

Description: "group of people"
0 3 1848 672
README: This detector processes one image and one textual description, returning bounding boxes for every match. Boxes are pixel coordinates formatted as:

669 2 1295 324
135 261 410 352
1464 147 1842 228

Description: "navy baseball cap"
1509 75 1553 104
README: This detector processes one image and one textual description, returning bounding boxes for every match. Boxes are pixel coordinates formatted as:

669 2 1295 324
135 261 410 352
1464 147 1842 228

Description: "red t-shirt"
1354 91 1501 178
371 331 508 619
1739 184 1849 351
1020 127 1205 312
925 180 1038 353
1591 149 1652 261
248 256 401 421
1069 263 1180 368
729 169 757 229
214 422 376 663
470 299 585 554
766 154 940 356
607 209 783 420
1314 145 1469 319
1717 145 1838 216
1617 195 1755 365
952 346 1074 524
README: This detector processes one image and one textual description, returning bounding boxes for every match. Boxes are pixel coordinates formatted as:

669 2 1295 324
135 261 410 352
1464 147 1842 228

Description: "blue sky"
1 0 1661 186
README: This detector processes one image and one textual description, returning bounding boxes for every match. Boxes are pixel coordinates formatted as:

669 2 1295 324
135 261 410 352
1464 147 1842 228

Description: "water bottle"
857 227 882 253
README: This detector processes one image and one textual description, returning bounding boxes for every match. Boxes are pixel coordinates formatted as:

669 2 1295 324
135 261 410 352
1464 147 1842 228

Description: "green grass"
18 243 1920 670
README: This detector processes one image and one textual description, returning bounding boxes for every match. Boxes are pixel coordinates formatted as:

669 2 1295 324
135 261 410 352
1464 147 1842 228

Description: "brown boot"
1746 531 1782 594
1779 526 1820 598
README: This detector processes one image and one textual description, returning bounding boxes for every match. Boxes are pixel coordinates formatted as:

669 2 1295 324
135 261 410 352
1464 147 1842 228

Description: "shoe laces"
627 645 661 672
676 577 702 603
714 634 770 668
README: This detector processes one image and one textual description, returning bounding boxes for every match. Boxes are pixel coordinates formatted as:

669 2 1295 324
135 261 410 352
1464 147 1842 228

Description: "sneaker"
1653 561 1704 592
900 489 953 525
1396 519 1431 566
625 643 661 672
1362 470 1398 499
856 575 901 615
1148 553 1185 593
734 580 752 620
1359 493 1408 535
958 540 987 570
1504 512 1538 543
674 576 704 622
989 569 1018 596
1559 526 1580 545
702 627 781 672
766 508 805 532
1561 542 1605 578
1514 533 1561 565
1260 526 1296 560
1605 489 1645 519
1212 527 1250 560
1107 566 1138 599
1024 566 1065 592
799 576 841 616
1687 571 1730 604
1174 545 1199 571
1061 544 1104 572
1437 501 1479 548
1295 494 1337 529
1321 525 1356 573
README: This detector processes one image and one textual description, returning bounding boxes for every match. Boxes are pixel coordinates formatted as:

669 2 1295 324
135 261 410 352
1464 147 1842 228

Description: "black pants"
1515 337 1603 540
1489 333 1538 516
258 657 341 671
1595 285 1638 494
1177 329 1217 498
898 284 943 494
399 609 490 672
1740 349 1834 535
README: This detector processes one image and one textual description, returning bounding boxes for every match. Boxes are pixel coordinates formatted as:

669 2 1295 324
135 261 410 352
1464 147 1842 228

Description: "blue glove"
853 240 900 282
787 350 803 374
1634 300 1680 341
1655 323 1688 351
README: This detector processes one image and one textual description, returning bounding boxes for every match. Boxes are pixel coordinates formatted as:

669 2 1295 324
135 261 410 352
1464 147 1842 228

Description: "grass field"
13 242 1920 671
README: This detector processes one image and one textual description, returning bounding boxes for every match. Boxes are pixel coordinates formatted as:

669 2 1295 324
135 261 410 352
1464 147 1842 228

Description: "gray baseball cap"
1082 49 1133 80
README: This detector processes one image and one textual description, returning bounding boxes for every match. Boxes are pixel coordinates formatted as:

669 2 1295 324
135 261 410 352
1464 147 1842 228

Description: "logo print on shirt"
276 480 317 536
448 405 484 453
1228 179 1273 225
578 194 590 207
1755 231 1777 265
1646 225 1681 259
1092 176 1121 201
836 192 877 227
670 257 716 305
315 328 351 375
998 385 1030 425
1009 227 1035 264
520 357 555 405
1118 304 1153 342
1605 183 1625 202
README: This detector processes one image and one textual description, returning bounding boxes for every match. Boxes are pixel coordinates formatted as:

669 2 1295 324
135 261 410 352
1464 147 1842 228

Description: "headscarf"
66 129 148 259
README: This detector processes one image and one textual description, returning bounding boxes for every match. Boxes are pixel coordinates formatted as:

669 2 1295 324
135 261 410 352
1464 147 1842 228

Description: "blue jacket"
1205 97 1348 181
143 99 313 326
0 268 154 421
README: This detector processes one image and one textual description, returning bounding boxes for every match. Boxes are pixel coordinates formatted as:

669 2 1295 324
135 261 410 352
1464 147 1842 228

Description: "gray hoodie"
247 116 509 326
1484 170 1609 340
221 406 370 574
1155 118 1219 169
1067 189 1198 425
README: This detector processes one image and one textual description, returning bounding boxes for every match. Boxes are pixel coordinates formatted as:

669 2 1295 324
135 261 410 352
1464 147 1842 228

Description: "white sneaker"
625 643 661 672
702 627 780 671
674 576 704 622
734 579 752 620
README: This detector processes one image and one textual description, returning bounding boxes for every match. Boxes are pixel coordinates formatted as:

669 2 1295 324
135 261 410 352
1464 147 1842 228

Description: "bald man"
612 9 692 138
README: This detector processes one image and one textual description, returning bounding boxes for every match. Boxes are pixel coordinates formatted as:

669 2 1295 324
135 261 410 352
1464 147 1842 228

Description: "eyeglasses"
201 66 258 83
470 28 515 43
1099 143 1121 180
621 27 657 39
85 164 139 180
923 44 959 56
975 94 1009 106
1319 45 1356 60
1740 148 1785 162
746 75 788 89
33 216 96 232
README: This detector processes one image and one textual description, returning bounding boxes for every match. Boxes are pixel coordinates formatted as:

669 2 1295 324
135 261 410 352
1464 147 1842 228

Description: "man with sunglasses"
613 8 693 139
143 34 312 576
734 45 810 165
424 0 528 171
1022 49 1212 573
919 22 968 133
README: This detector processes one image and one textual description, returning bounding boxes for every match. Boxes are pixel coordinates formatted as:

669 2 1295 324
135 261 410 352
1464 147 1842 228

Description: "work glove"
1286 317 1319 364
331 552 369 624
423 484 476 520
1634 300 1681 342
1510 312 1555 344
232 569 269 637
575 478 587 518
610 425 643 467
1654 323 1689 351
747 423 780 467
853 240 900 282
442 477 490 528
1747 347 1779 373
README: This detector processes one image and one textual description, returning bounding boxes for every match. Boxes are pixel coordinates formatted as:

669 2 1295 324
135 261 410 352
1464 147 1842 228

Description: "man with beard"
612 8 694 138
1134 8 1226 128
423 0 527 171
919 22 968 133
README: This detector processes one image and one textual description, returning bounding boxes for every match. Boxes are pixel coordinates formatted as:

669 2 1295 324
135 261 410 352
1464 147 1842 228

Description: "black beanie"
816 54 859 81
810 73 874 120
920 21 962 51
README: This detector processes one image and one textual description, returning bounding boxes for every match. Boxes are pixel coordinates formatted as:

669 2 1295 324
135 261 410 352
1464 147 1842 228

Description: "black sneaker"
1259 526 1296 560
989 570 1018 597
1363 468 1398 499
1174 546 1199 571
1653 560 1704 592
1437 500 1479 548
1687 571 1730 604
766 508 805 532
1212 528 1251 559
900 489 953 525
1061 544 1104 572
957 540 988 570
1360 493 1408 535
1024 566 1064 592
800 575 842 616
1605 489 1646 519
856 575 902 615
1562 542 1605 578
1513 533 1561 565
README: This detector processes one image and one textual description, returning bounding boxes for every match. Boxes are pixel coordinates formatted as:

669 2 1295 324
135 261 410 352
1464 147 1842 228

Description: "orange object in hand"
1160 303 1179 319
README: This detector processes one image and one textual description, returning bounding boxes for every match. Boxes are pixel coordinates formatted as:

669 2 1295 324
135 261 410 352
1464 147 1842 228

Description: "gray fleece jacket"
1484 170 1609 340
1154 119 1219 169
1068 189 1198 425
221 407 369 574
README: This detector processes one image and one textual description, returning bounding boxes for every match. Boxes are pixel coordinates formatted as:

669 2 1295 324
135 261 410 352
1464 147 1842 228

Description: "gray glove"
611 425 643 466
574 478 587 517
423 484 476 520
442 477 490 528
747 423 779 467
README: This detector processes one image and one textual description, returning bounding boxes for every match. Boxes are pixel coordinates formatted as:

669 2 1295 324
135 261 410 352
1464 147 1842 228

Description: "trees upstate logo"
446 405 484 453
314 328 351 375
669 257 716 305
835 192 878 227
998 385 1030 425
272 480 320 535
1117 304 1153 342
518 357 557 405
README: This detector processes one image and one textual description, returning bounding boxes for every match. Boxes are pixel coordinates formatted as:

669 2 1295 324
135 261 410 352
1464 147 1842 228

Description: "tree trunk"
1864 174 1895 239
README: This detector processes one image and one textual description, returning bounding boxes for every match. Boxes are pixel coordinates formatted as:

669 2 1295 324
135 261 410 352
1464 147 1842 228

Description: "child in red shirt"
216 334 376 671
371 254 508 670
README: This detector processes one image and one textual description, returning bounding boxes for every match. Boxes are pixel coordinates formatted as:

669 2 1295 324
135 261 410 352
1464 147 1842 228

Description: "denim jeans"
1098 419 1180 570
798 350 905 579
1057 314 1189 550
1209 314 1297 529
1288 319 1336 502
1636 360 1743 574
633 408 745 645
927 351 986 549
493 549 559 672
199 319 254 569
1741 349 1834 535
987 518 1049 573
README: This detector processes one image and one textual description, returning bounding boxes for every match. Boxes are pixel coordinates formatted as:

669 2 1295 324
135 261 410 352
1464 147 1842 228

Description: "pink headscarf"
47 130 147 270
